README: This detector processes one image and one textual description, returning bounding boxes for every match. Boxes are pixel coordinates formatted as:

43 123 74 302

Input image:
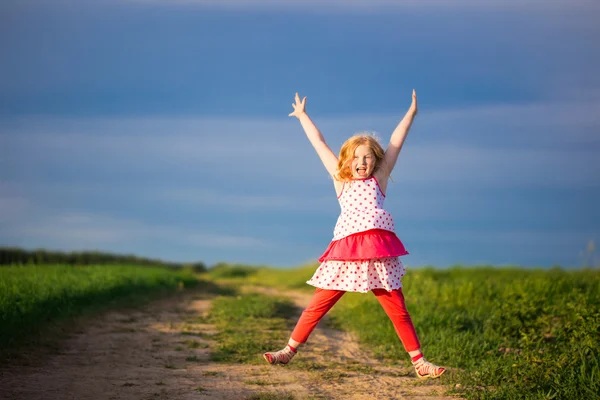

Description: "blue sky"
1 0 599 268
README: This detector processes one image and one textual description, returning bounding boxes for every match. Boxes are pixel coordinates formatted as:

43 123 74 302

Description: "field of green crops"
0 264 199 353
209 264 600 400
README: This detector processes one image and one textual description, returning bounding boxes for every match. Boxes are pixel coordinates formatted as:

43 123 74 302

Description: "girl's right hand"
288 92 307 118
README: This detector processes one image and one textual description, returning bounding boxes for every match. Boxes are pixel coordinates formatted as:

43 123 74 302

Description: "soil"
0 286 462 400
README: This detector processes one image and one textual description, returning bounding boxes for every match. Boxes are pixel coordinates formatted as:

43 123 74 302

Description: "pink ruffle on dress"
307 176 409 293
319 229 407 262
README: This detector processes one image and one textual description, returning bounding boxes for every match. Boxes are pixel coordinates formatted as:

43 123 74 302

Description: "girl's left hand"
410 89 418 115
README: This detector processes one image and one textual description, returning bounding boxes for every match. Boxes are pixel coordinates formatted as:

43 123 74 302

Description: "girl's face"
351 144 376 179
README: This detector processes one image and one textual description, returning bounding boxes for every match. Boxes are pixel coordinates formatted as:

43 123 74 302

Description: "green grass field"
207 264 600 400
2 262 598 399
0 264 200 353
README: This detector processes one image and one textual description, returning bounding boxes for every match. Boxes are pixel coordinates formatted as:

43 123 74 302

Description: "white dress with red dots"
307 176 409 293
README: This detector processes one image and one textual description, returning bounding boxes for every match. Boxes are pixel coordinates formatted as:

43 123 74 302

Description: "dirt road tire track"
0 285 461 400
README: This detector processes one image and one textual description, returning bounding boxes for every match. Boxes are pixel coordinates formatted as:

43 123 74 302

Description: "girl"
263 91 446 379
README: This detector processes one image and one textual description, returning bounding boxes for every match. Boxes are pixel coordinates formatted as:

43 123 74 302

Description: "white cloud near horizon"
2 204 270 251
0 182 270 255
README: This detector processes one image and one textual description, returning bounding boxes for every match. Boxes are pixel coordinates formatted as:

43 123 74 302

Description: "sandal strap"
414 358 445 377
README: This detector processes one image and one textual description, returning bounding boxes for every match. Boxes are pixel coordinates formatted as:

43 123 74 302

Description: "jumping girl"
263 91 446 379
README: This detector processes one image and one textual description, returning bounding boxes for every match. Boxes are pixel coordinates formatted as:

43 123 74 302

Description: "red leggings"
290 287 421 352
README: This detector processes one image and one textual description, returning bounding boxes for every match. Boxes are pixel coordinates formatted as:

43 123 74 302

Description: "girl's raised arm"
380 90 418 179
289 93 339 177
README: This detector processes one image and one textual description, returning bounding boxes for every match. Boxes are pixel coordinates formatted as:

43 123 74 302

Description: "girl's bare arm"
289 93 339 177
381 90 418 178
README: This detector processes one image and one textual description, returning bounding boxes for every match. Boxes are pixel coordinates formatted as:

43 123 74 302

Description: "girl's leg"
291 288 346 344
372 288 445 379
263 288 345 365
372 288 420 352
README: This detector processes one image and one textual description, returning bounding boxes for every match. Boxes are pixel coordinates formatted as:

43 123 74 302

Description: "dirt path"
0 286 460 400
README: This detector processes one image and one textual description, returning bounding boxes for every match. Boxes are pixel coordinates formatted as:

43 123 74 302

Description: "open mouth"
356 167 367 176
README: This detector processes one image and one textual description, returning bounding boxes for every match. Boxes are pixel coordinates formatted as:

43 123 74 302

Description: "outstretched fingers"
289 92 307 117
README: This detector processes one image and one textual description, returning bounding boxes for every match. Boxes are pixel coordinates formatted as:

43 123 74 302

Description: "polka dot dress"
307 257 406 293
332 177 394 240
307 176 408 293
